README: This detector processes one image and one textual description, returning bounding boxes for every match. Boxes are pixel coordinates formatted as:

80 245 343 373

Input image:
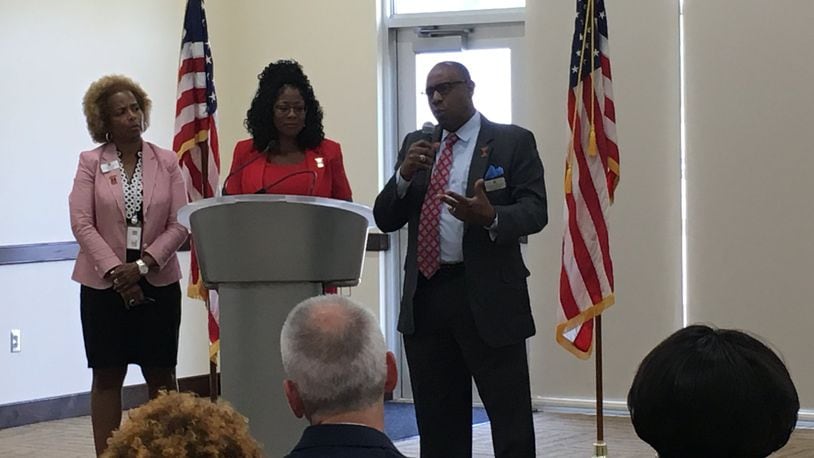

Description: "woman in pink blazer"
69 75 188 456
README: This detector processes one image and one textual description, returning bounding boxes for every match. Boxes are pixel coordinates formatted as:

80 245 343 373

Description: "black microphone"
421 121 435 141
255 169 318 195
421 122 441 166
221 153 265 196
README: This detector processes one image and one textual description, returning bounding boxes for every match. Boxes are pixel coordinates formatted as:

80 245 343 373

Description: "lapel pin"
315 157 325 168
480 146 489 158
109 175 117 185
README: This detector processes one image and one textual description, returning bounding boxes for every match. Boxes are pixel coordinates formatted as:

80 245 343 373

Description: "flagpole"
199 140 219 403
594 314 607 457
208 334 218 402
203 146 219 403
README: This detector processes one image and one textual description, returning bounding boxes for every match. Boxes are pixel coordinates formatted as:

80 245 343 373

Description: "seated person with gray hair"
281 295 406 457
627 324 799 458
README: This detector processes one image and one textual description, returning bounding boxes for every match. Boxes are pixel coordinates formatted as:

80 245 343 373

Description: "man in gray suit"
373 61 547 457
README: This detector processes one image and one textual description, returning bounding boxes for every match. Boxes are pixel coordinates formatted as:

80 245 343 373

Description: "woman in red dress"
225 60 352 200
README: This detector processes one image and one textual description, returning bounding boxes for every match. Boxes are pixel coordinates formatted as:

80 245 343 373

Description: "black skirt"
80 278 181 369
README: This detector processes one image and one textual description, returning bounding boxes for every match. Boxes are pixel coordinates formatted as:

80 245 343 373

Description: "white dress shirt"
397 112 482 263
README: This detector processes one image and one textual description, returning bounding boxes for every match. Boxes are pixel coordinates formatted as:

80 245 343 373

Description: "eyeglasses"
273 105 306 115
424 80 467 98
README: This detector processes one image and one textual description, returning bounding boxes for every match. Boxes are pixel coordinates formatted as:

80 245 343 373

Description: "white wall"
0 0 210 404
0 254 209 405
683 0 814 410
0 0 184 245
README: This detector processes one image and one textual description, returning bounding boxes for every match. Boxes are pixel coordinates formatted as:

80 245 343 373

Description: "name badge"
484 177 507 192
101 160 121 173
126 225 142 251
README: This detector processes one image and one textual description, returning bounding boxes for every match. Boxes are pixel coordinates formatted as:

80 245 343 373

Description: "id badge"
101 160 121 173
484 177 507 192
126 225 142 250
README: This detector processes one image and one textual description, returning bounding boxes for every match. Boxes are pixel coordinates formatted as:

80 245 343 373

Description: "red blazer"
225 138 352 200
69 142 189 289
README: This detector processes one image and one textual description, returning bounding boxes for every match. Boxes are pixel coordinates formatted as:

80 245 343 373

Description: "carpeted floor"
1 410 812 456
384 401 489 441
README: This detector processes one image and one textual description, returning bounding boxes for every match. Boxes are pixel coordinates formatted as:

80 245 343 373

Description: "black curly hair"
245 60 325 152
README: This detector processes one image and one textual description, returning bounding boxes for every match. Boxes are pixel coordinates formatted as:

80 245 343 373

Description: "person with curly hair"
102 391 263 458
627 325 800 458
223 59 352 200
69 75 188 456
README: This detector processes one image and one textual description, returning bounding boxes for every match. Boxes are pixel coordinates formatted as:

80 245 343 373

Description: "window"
394 0 524 15
414 48 512 128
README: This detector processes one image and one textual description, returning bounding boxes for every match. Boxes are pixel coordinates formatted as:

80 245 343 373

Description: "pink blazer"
69 142 188 289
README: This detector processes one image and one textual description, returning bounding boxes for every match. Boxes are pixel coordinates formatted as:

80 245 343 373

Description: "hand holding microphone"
399 122 440 181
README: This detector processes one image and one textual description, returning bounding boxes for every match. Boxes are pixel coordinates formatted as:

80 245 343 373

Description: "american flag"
557 0 620 359
174 0 220 363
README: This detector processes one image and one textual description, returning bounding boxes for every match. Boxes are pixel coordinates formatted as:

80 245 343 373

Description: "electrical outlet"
10 329 21 353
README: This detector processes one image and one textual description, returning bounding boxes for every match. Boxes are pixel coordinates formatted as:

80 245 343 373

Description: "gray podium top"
178 195 375 286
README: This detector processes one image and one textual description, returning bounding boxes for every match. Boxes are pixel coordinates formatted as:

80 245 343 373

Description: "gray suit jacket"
373 116 547 347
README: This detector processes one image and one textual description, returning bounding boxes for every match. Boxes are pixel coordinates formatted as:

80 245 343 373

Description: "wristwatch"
135 259 149 276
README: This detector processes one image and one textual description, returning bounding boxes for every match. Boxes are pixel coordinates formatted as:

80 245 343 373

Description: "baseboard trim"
533 396 814 428
533 396 629 417
0 373 217 430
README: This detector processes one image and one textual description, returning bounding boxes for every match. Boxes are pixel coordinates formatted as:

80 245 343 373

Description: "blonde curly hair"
82 74 152 144
102 391 263 458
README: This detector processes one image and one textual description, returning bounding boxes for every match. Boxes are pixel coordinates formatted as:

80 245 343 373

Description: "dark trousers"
403 265 535 458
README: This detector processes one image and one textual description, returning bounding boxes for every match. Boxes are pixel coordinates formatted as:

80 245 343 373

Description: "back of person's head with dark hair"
101 391 262 458
627 325 799 458
245 59 324 152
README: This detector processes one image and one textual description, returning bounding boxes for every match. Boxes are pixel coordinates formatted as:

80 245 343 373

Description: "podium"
178 195 374 456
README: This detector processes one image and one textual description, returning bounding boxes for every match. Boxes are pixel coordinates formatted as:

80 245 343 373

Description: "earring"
106 132 112 143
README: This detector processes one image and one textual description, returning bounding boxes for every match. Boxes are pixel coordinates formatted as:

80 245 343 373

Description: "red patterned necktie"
417 133 459 279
